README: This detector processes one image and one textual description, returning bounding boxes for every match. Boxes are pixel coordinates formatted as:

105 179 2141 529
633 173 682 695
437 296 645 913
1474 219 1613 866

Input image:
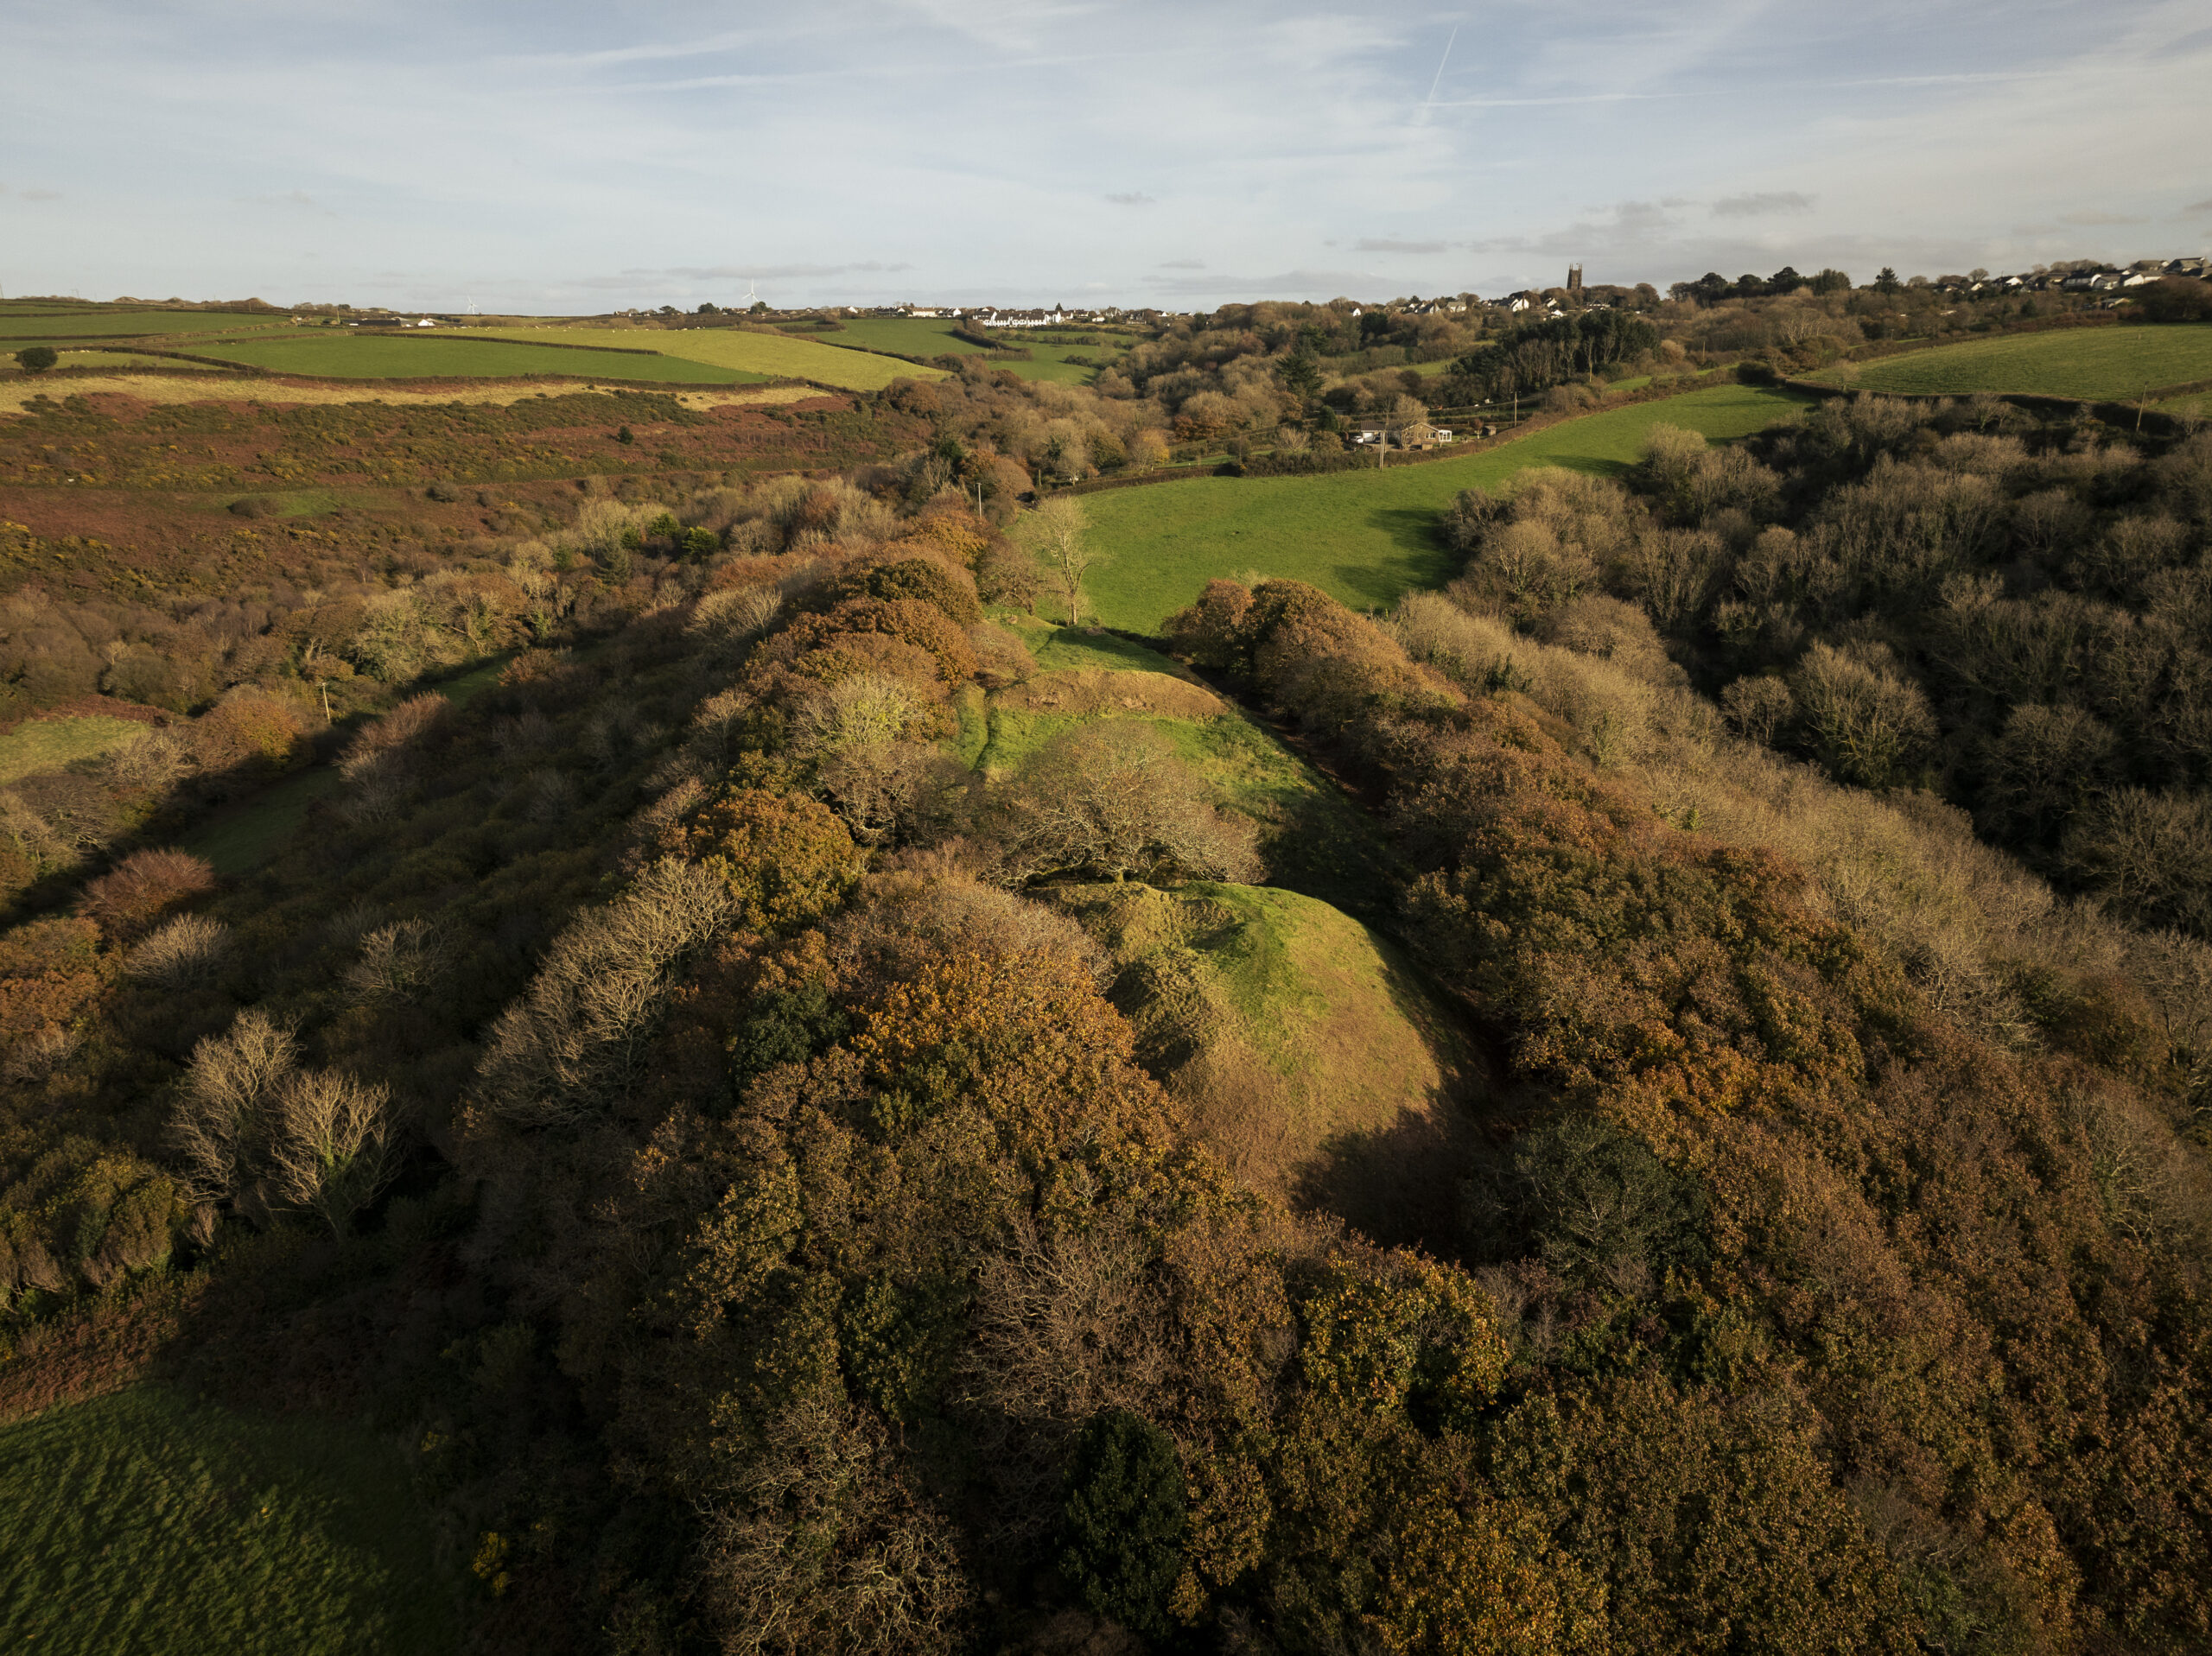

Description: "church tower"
1567 263 1584 295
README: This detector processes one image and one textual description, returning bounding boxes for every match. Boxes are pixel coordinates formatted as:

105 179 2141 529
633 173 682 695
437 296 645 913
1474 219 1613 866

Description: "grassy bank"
0 1386 456 1654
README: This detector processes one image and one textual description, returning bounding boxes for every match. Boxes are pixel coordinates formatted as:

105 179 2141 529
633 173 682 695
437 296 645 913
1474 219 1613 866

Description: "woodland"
0 281 2209 1655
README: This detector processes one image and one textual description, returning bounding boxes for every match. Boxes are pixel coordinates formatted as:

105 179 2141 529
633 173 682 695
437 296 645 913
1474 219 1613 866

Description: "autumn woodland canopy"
1 282 2210 1654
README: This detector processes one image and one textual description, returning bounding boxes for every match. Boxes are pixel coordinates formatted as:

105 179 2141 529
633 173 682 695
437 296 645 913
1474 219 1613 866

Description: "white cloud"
1 0 2208 306
1712 192 1814 218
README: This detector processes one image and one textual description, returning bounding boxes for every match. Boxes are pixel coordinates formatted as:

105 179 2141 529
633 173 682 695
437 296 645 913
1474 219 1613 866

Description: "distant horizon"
9 247 2209 321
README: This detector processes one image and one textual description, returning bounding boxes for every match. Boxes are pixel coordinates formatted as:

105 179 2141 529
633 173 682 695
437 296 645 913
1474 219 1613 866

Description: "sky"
3 0 2209 314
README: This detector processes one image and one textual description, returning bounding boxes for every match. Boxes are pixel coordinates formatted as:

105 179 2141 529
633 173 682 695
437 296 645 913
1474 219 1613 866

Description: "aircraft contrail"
1418 22 1459 123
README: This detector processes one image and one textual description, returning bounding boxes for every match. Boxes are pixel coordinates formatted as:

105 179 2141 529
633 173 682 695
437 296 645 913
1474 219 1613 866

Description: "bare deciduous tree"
345 917 454 1006
474 856 739 1126
1019 497 1098 625
982 723 1261 887
267 1069 403 1236
168 1009 298 1208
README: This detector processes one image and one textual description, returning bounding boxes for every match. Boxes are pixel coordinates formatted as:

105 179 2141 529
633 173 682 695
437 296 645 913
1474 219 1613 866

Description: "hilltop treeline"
2 391 2208 1656
1445 399 2212 941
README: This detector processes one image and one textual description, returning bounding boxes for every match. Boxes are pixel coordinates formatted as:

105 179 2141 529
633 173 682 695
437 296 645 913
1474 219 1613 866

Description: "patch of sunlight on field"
448 326 945 390
0 311 291 341
194 333 751 384
1080 383 1808 632
0 715 149 785
1808 325 2212 400
0 1386 456 1656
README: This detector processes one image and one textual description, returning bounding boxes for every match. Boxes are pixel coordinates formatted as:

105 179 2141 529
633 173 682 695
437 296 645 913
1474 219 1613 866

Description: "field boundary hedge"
1777 375 2203 435
1049 373 1773 499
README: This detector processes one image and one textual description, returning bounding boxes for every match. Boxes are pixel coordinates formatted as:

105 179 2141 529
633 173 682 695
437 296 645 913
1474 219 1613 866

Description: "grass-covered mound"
0 1386 454 1654
1051 879 1480 1240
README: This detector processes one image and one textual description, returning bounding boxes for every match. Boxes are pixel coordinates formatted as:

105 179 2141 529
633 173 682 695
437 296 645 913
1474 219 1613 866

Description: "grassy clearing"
979 621 1398 916
448 327 941 391
0 714 149 784
183 768 340 876
187 333 752 384
0 312 289 341
0 1386 455 1655
1078 383 1808 631
1049 879 1471 1233
1808 324 2212 400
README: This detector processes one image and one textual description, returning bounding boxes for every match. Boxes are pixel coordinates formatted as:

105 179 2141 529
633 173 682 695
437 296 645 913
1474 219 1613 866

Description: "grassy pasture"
0 1386 455 1654
827 316 990 358
448 327 941 390
1078 383 1808 631
812 317 1119 384
188 333 752 384
0 311 289 341
0 714 149 784
1808 324 2212 400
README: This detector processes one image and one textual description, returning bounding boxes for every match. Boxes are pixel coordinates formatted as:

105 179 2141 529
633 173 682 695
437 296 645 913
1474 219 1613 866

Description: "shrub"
15 346 58 373
77 847 218 940
659 787 863 935
129 914 232 989
344 918 453 1006
194 693 310 776
1058 1410 1186 1639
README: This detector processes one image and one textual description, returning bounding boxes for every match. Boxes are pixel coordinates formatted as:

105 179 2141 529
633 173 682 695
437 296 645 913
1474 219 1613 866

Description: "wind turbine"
742 278 762 308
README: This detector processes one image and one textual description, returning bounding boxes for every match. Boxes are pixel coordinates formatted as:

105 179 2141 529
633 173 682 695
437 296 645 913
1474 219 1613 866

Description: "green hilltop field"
446 324 944 390
821 315 1129 384
192 333 757 384
1809 322 2212 400
1078 381 1810 632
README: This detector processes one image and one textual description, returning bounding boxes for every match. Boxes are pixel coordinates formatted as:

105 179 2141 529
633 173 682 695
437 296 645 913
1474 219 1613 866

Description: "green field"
1808 324 2212 400
447 326 942 390
1079 383 1808 631
184 768 340 874
787 316 1119 385
0 1386 455 1654
0 312 289 342
190 333 753 384
823 316 991 359
0 714 151 784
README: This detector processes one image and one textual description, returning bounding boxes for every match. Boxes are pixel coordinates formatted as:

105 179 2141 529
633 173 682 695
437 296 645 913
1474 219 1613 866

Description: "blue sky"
3 1 2208 313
